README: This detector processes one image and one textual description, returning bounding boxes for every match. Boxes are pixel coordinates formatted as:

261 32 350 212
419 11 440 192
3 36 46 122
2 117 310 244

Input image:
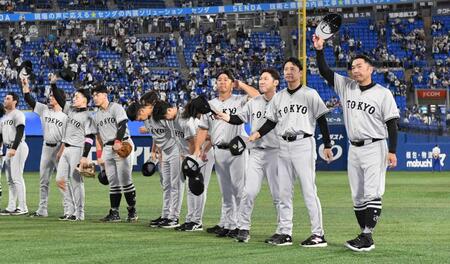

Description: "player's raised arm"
21 77 36 109
313 35 335 87
49 74 66 109
235 80 260 98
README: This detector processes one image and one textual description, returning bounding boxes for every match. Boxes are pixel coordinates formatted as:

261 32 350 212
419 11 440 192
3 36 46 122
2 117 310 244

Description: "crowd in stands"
184 26 285 98
400 105 449 134
0 11 448 133
0 0 15 12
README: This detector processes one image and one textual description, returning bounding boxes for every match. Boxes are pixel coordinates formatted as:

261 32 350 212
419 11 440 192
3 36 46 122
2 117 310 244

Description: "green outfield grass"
0 171 449 264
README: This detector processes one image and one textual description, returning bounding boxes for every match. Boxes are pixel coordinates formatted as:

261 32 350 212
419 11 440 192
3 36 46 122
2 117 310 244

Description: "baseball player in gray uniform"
249 57 333 247
314 35 399 252
22 77 68 218
152 100 209 232
0 92 30 216
52 83 96 221
91 85 137 222
0 103 5 207
194 70 259 238
143 117 180 228
127 93 184 228
216 68 281 243
176 117 214 232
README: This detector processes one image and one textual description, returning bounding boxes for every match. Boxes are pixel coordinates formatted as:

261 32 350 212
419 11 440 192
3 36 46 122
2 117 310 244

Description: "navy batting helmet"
188 172 204 196
315 13 342 40
182 155 201 179
98 170 109 185
142 159 158 177
229 136 247 156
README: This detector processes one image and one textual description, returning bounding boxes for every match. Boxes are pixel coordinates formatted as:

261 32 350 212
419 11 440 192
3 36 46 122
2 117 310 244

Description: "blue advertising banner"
395 143 449 171
20 113 449 171
0 0 423 22
315 124 348 171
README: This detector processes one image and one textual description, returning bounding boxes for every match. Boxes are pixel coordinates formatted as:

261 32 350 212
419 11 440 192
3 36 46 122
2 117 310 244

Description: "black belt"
281 134 312 142
45 142 58 147
350 138 383 147
64 143 73 147
215 144 229 149
104 137 129 146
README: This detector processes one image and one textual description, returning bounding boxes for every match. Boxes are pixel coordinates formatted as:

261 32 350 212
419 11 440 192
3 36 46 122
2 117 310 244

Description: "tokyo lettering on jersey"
167 114 196 155
92 102 130 142
333 73 400 141
62 104 96 147
144 117 177 152
237 95 279 149
198 94 248 145
264 86 329 137
0 109 26 144
34 102 67 144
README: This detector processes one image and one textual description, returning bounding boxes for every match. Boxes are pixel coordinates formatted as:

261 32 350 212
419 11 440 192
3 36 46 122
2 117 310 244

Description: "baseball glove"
76 162 96 178
115 141 132 158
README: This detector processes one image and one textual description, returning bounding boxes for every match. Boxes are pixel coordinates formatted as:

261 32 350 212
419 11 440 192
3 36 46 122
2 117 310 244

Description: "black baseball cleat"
10 209 28 216
149 216 164 227
100 209 121 222
265 233 281 244
159 218 180 228
345 233 375 252
236 229 250 243
216 228 231 237
67 215 81 221
206 225 223 234
301 234 328 248
271 234 293 246
175 222 190 231
28 212 48 218
0 209 14 216
126 206 138 222
227 228 239 238
58 214 69 221
184 222 203 232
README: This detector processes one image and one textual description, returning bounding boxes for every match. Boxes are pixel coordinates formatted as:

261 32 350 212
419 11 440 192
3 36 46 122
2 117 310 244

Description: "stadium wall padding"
21 113 449 171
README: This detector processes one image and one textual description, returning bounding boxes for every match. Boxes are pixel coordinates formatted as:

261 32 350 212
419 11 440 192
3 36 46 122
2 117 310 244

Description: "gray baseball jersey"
34 102 67 144
237 95 279 149
91 102 130 142
168 114 196 156
198 94 248 145
334 73 400 141
62 105 96 147
0 109 26 144
144 117 177 153
265 86 329 136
